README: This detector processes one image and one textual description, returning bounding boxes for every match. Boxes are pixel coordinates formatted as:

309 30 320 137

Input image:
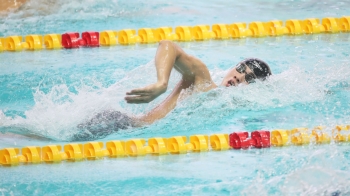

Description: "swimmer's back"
74 110 134 141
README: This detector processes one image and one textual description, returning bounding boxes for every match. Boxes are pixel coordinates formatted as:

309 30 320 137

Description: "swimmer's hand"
125 82 167 104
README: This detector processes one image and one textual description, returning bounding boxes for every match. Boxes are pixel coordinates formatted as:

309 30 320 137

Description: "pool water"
1 0 350 195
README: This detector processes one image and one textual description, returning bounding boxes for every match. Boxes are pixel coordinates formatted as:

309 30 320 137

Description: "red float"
251 131 270 148
81 32 100 47
229 132 253 149
62 32 100 49
62 32 81 49
229 131 271 149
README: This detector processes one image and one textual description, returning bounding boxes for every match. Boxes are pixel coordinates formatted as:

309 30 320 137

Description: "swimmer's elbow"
159 40 179 56
158 40 175 51
159 40 174 46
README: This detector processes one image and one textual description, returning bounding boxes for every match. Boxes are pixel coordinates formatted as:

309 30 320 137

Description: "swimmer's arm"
125 40 213 104
135 78 193 124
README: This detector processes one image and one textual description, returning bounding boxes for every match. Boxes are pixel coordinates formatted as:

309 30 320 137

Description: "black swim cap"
241 58 272 80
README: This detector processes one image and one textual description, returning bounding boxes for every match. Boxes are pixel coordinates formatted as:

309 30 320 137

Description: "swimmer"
75 40 271 140
125 40 272 123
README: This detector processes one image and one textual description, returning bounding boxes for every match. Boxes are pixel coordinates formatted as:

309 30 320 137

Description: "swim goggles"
235 63 257 84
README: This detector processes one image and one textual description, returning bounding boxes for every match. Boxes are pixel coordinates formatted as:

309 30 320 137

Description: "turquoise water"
1 0 350 195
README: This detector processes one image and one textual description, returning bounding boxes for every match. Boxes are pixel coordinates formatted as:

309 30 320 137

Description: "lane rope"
0 125 349 166
0 16 349 52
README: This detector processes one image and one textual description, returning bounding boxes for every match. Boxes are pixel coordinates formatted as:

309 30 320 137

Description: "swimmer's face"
221 63 256 87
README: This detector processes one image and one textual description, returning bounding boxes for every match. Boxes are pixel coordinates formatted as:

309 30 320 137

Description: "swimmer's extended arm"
125 40 213 104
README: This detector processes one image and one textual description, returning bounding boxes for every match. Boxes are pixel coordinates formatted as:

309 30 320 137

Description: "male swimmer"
76 40 272 140
125 40 272 123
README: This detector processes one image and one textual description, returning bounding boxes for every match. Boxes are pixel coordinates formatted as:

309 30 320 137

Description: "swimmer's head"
221 58 272 87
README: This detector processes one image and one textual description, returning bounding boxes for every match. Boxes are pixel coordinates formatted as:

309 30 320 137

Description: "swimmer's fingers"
125 95 153 104
126 87 153 95
126 83 166 96
126 91 149 96
125 83 166 103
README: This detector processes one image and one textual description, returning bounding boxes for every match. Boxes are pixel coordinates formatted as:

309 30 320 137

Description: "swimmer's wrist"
156 81 168 92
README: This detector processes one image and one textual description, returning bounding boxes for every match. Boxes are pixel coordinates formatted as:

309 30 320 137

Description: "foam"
0 60 177 140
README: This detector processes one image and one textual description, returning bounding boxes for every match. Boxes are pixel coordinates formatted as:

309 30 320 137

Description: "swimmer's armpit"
0 0 28 13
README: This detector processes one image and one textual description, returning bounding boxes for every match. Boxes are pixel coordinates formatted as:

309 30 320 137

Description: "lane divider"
0 16 349 53
0 125 349 166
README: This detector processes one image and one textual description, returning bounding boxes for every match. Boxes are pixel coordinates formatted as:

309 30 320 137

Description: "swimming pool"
1 0 350 195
